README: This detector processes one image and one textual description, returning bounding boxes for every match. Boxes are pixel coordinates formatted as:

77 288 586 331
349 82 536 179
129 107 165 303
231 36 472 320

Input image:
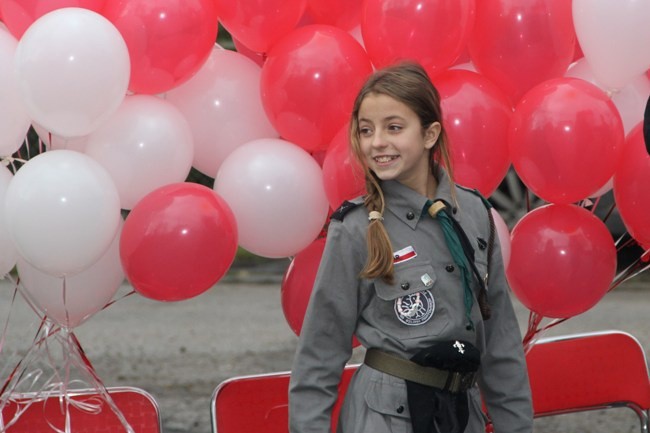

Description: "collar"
381 168 459 230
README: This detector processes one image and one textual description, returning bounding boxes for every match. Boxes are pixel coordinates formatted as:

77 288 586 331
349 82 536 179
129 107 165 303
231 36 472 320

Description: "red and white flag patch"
393 246 417 264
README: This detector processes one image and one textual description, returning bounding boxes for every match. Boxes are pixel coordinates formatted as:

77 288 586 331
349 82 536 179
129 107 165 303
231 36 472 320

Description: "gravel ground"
1 263 649 433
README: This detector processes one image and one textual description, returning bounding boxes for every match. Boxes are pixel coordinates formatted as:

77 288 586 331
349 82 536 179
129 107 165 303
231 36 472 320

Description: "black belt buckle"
445 371 476 393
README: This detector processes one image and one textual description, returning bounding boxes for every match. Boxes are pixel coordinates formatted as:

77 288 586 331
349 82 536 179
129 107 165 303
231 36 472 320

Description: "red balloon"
507 204 616 318
322 125 366 209
261 25 373 152
216 0 306 54
361 0 475 78
232 36 265 67
435 69 513 197
120 183 238 302
281 238 325 336
281 237 360 347
306 0 360 31
509 78 624 204
614 124 650 249
0 0 105 38
468 0 576 104
103 0 218 94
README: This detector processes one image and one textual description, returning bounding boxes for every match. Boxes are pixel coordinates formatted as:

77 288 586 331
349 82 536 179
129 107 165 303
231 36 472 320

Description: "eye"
359 126 373 136
388 124 403 132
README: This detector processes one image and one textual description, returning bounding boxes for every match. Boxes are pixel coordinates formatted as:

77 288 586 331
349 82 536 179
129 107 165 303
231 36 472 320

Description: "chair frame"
525 330 650 432
1 385 162 433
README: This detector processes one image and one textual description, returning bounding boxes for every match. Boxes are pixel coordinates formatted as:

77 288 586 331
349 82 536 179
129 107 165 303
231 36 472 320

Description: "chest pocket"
373 262 450 339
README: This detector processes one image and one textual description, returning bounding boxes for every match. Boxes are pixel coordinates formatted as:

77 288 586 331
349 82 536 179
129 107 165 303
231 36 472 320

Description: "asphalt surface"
1 262 649 433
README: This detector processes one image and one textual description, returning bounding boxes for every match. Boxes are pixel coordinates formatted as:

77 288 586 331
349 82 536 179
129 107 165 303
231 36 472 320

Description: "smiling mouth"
374 155 399 163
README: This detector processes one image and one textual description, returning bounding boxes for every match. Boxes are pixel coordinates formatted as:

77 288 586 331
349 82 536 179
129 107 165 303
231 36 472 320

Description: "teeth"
375 156 397 163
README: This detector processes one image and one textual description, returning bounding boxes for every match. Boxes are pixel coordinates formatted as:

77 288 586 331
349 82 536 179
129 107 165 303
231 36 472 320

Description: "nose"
370 130 387 148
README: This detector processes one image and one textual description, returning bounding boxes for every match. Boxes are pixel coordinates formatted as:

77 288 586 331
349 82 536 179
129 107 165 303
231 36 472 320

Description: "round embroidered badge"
394 290 435 326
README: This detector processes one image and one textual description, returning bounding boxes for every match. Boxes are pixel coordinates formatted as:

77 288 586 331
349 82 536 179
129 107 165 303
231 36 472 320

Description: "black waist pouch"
406 340 481 433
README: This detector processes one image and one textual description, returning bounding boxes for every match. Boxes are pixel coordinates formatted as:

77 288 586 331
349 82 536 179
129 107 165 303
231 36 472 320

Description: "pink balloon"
166 48 278 178
491 208 511 269
103 0 218 94
435 69 513 197
0 0 105 38
17 223 124 329
214 138 329 258
321 125 365 210
573 0 650 90
215 0 306 54
468 0 576 104
261 25 373 152
361 0 475 78
507 204 616 318
614 124 650 249
509 78 624 204
85 95 194 210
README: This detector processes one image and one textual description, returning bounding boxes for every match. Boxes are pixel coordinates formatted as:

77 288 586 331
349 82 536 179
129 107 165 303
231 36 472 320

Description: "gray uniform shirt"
289 172 533 433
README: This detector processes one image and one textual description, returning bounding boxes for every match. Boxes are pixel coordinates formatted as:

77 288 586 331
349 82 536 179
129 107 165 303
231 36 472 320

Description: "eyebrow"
358 115 405 123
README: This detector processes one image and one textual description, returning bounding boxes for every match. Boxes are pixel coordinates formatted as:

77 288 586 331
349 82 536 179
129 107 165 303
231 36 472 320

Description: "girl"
289 62 533 433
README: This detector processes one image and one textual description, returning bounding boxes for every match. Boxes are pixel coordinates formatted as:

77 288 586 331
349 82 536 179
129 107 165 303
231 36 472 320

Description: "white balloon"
13 8 130 137
0 28 30 157
17 222 125 329
573 0 650 90
566 58 650 134
4 150 121 277
0 165 17 276
32 122 89 153
85 95 194 210
166 47 278 178
215 138 329 258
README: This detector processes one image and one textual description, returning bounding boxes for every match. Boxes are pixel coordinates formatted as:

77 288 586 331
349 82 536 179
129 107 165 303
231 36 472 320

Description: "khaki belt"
364 348 476 393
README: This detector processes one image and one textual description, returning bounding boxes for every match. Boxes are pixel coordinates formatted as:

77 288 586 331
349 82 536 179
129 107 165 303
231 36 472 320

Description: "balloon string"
0 279 21 359
610 249 650 291
63 277 70 331
101 289 135 311
522 311 567 354
1 325 135 433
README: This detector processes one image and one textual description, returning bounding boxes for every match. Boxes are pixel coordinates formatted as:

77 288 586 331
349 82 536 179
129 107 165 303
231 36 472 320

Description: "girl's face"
357 93 440 194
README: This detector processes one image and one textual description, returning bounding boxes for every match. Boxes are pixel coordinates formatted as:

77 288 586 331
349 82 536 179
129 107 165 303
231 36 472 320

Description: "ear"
424 122 441 150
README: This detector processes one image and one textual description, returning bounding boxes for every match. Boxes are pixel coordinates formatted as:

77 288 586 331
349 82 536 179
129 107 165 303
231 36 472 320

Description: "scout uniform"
289 170 533 433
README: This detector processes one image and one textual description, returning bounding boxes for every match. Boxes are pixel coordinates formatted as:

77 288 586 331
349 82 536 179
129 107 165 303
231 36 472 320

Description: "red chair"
211 330 650 433
1 386 162 433
525 330 650 431
211 364 358 433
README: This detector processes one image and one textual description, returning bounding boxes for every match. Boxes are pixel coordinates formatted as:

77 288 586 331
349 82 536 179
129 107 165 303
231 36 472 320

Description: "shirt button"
396 405 404 414
400 282 410 290
406 211 415 220
445 264 455 272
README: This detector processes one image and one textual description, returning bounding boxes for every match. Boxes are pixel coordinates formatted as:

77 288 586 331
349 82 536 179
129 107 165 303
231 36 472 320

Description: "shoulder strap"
330 199 362 222
456 185 495 320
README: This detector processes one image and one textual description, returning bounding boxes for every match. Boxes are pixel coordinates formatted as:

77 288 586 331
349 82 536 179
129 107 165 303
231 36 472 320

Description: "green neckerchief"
423 199 474 330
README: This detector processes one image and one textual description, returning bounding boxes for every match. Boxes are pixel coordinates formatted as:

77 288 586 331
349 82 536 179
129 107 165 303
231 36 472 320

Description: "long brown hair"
349 62 455 283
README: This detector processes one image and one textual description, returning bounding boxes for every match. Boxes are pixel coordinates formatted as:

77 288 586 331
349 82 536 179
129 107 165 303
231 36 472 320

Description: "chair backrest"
526 330 650 418
1 386 162 433
211 364 358 433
